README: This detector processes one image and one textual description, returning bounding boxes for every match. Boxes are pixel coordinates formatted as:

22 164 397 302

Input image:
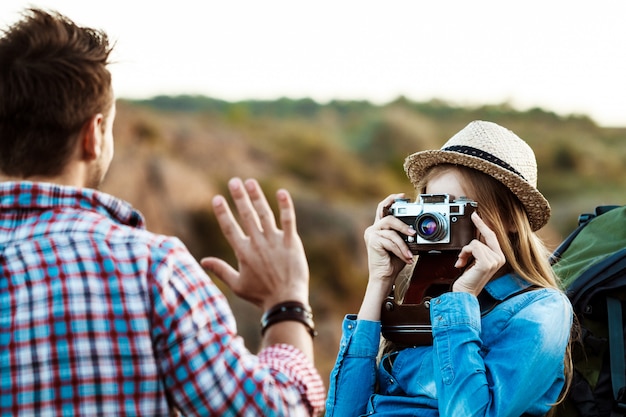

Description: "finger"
244 178 278 234
366 218 415 260
456 239 502 274
471 212 501 252
276 188 298 244
200 257 240 289
376 193 406 220
455 244 475 268
374 229 414 262
228 177 263 235
212 194 246 247
376 215 417 236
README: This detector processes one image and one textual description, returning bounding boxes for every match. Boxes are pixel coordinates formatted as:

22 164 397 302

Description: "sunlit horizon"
2 0 625 127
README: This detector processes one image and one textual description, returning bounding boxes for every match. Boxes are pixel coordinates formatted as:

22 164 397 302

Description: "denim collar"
483 273 532 301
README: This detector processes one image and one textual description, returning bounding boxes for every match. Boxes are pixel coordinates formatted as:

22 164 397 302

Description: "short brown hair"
0 8 114 177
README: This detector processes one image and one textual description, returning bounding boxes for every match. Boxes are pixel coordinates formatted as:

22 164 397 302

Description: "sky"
1 1 625 127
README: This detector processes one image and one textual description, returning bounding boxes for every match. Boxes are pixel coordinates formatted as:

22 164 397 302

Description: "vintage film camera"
381 194 478 345
389 194 478 253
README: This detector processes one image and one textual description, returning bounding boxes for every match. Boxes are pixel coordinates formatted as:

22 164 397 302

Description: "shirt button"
347 324 353 330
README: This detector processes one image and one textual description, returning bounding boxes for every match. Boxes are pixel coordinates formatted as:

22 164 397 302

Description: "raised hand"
201 177 309 311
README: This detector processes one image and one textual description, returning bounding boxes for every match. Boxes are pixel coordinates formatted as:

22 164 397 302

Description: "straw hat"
404 120 550 231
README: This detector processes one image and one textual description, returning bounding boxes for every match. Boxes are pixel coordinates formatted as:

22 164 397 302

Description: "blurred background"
2 0 625 387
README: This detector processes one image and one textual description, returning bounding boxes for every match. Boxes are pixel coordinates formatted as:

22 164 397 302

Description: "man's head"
0 8 114 184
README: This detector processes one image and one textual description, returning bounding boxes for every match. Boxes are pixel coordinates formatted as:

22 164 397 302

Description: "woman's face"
424 168 473 202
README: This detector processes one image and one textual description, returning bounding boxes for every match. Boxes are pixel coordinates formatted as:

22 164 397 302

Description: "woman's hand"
358 193 416 320
452 211 506 296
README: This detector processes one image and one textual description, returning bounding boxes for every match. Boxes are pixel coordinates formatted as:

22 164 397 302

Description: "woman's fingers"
370 216 416 257
376 193 406 220
452 212 506 295
471 212 502 254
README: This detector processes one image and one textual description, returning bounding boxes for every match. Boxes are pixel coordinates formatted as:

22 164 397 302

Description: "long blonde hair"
381 164 573 408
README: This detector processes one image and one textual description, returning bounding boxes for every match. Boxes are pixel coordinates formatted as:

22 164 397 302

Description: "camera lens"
415 213 447 241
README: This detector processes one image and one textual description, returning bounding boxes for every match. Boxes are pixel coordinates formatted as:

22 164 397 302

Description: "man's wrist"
260 301 317 338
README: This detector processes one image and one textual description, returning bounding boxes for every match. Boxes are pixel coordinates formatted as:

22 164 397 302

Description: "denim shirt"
325 273 573 417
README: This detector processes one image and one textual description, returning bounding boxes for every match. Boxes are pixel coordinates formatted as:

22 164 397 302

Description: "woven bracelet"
260 301 317 338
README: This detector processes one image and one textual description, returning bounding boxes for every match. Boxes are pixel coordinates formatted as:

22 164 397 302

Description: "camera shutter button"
407 225 416 242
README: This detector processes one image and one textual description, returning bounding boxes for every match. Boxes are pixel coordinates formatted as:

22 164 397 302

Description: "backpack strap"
607 297 626 416
479 285 540 317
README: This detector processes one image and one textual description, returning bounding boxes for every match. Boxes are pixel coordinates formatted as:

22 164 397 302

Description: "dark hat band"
443 145 526 181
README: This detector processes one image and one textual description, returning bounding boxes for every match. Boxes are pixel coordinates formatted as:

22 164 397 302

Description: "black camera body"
389 194 478 253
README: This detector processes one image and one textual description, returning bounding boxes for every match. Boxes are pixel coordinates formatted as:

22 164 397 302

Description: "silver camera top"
389 194 473 216
389 194 477 247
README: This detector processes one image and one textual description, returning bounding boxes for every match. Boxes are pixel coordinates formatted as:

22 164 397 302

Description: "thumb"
200 257 239 289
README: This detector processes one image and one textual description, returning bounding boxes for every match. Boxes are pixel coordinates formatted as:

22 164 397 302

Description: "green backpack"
552 205 626 417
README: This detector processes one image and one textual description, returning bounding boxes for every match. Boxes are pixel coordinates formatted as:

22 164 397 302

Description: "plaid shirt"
0 182 324 416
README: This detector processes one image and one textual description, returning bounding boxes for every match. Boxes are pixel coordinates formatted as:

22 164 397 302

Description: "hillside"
103 96 626 384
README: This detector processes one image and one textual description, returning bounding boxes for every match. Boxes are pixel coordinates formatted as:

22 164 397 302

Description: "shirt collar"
483 273 532 301
0 181 145 229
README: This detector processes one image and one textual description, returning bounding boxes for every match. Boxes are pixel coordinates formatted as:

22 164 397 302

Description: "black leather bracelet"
260 301 317 338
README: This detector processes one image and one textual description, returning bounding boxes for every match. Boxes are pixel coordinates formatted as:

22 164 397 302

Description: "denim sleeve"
430 290 572 417
325 316 381 417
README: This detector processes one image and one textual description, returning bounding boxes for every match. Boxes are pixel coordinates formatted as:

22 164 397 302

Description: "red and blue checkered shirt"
0 181 325 416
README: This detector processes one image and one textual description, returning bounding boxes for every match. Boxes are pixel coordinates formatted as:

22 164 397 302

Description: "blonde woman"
325 121 573 416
